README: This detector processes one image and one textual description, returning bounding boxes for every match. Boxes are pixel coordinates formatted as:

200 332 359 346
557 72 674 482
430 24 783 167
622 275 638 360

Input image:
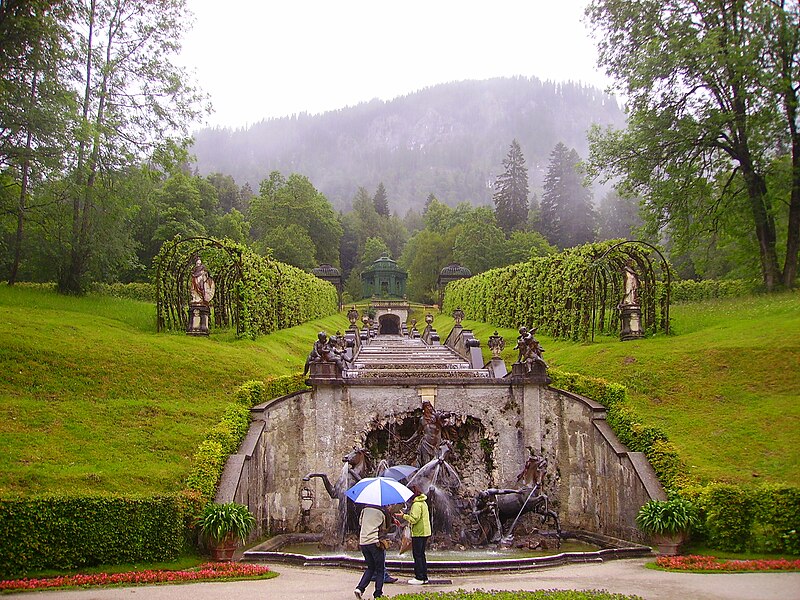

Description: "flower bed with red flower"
0 562 274 591
656 555 800 572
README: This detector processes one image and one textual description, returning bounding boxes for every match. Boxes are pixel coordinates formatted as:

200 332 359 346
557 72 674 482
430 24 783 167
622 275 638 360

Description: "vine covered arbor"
155 236 338 339
442 240 671 342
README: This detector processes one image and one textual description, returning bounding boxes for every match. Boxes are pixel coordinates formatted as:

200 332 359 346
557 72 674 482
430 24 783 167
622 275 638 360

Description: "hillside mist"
191 76 626 214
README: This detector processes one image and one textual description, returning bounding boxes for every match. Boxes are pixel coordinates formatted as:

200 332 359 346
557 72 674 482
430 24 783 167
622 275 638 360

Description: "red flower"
0 562 272 591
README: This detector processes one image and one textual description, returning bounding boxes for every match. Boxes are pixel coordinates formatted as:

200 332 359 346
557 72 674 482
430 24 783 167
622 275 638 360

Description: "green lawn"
0 285 343 496
1 285 797 497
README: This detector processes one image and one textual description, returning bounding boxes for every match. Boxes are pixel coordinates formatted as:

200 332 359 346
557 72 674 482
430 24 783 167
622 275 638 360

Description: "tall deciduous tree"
587 0 800 290
493 139 529 234
249 171 342 267
540 142 597 248
58 0 205 293
0 0 75 284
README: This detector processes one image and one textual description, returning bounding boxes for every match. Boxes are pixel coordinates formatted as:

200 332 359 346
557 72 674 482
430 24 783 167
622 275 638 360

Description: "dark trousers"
411 535 429 582
357 543 385 597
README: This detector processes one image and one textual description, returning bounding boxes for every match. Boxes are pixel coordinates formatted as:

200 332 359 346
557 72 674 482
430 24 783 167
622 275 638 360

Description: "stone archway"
378 313 400 334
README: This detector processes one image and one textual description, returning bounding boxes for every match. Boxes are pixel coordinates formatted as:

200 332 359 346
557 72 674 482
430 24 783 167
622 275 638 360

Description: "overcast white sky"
179 0 612 129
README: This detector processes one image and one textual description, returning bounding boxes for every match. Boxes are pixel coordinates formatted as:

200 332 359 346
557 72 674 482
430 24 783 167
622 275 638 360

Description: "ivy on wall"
443 240 671 341
154 236 337 339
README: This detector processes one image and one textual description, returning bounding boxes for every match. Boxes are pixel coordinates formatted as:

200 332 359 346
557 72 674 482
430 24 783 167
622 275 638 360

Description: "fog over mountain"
191 76 626 214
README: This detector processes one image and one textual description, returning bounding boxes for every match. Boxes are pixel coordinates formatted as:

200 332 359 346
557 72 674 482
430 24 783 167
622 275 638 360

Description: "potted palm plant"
197 501 256 561
636 497 699 555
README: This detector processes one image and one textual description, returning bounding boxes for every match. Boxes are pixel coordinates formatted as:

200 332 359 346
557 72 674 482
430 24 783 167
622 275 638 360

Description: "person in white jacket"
354 505 387 599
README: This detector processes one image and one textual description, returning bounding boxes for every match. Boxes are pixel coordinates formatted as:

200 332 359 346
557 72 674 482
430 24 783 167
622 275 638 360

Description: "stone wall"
216 380 664 543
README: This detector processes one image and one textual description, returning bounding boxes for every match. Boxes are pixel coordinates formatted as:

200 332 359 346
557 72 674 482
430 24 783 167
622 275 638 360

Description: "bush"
671 278 762 302
0 495 185 578
185 375 309 502
197 502 255 545
89 282 155 302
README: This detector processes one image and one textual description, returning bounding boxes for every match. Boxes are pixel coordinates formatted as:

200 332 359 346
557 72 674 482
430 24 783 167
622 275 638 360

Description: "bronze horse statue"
303 446 373 539
471 453 560 544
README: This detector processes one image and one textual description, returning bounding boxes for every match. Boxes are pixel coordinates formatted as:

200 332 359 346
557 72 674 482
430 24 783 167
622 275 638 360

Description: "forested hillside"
191 77 625 213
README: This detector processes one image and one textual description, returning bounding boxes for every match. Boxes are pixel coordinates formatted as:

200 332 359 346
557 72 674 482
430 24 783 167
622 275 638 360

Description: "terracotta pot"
652 532 686 556
210 533 238 562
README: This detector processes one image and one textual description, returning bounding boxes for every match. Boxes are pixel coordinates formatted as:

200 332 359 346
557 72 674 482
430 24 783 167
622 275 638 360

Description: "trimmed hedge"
89 282 155 302
549 369 799 555
681 484 800 554
155 237 338 339
0 495 185 577
671 278 763 302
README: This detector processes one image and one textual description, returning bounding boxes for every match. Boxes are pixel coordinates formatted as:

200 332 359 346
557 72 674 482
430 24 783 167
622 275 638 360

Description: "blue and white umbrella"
345 476 414 506
381 464 418 482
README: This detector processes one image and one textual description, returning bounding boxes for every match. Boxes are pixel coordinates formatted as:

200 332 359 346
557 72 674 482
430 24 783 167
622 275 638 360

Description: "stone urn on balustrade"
635 498 699 556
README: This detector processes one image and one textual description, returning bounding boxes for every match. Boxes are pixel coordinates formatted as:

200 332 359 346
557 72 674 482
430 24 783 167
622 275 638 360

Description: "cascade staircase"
346 335 490 379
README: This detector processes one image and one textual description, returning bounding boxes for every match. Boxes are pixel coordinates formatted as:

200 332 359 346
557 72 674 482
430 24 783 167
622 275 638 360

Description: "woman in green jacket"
396 484 431 584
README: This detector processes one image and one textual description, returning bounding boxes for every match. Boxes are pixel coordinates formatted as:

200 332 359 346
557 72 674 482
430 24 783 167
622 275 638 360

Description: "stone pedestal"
620 305 644 341
511 361 551 384
187 303 210 336
308 361 341 382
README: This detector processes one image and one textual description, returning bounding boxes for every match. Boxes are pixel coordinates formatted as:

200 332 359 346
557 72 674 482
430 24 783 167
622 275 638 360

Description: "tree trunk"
785 139 800 289
742 169 781 291
61 0 96 295
8 134 31 286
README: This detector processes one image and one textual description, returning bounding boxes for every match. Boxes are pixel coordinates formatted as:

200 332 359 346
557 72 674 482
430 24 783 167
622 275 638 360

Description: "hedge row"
185 374 309 502
89 282 156 302
549 369 799 555
0 495 185 577
671 278 763 302
681 484 800 554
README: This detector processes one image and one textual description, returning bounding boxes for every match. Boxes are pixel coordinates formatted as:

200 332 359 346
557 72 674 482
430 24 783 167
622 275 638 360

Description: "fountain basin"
242 531 653 573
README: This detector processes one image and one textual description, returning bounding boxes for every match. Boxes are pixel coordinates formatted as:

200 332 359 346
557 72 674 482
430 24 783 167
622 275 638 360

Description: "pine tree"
373 182 389 217
540 142 597 248
492 139 529 234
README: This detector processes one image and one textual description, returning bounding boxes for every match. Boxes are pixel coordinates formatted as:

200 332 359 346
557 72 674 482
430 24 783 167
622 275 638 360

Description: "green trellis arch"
589 240 672 340
155 236 244 335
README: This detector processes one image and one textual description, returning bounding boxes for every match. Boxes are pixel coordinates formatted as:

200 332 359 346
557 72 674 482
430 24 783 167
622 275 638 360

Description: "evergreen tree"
492 139 529 234
540 143 597 248
373 182 389 217
597 189 643 241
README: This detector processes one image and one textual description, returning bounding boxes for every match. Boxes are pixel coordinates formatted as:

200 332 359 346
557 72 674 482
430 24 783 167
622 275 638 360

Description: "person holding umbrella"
396 483 431 585
346 477 414 600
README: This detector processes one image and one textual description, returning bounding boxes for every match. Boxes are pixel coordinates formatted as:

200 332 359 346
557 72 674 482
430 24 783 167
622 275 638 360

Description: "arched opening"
378 314 400 335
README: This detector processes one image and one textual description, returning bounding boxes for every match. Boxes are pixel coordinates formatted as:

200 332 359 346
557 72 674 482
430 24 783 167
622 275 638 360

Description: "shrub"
0 495 185 578
671 278 762 302
89 282 156 302
185 375 309 502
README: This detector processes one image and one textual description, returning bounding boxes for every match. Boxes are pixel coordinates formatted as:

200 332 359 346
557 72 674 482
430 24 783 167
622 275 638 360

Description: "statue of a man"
190 257 215 305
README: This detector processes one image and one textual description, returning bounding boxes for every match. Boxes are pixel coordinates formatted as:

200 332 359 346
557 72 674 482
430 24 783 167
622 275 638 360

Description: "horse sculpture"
471 452 560 544
303 446 373 541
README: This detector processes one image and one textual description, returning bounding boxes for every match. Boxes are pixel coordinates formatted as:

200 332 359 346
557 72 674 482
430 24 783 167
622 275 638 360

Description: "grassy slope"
464 291 800 486
0 285 343 496
1 286 797 497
